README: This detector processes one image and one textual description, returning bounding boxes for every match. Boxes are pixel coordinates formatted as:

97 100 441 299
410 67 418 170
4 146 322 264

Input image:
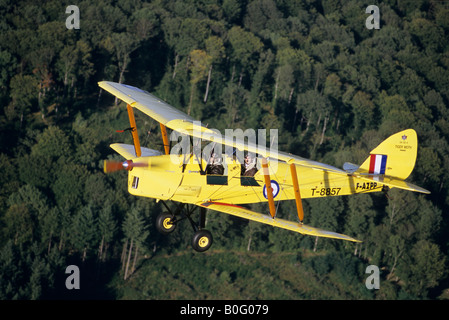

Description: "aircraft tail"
358 129 417 180
344 129 429 194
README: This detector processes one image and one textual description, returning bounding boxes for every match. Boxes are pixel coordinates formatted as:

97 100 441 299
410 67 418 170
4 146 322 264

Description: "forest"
0 0 448 300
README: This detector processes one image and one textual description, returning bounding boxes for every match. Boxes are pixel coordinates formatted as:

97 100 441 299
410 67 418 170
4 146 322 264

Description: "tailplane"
345 129 430 194
358 129 417 180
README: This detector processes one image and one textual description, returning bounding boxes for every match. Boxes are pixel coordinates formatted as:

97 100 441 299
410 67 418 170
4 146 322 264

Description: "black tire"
156 212 176 235
191 229 213 252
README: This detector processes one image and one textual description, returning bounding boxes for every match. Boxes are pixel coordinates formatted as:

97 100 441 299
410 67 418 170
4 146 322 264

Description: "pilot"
205 152 224 175
241 153 257 176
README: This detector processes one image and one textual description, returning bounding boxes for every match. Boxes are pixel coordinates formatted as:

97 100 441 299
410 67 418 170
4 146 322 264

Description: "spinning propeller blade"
103 160 147 173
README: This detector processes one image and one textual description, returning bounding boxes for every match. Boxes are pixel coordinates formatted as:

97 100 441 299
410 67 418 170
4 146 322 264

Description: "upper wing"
99 81 193 124
99 81 346 174
199 201 361 242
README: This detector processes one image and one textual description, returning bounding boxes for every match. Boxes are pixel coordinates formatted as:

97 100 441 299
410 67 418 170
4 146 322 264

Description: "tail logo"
369 154 387 174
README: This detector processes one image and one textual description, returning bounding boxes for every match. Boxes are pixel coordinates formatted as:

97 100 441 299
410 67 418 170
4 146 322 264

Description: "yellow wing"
199 202 361 242
98 81 345 174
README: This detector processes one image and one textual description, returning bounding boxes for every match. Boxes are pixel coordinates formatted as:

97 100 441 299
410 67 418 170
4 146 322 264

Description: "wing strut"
262 158 276 218
160 123 170 155
289 163 304 223
126 104 141 157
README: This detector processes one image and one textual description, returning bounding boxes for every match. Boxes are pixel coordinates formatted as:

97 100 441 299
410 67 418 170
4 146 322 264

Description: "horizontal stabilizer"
110 143 162 159
343 162 359 173
354 174 430 194
199 202 361 242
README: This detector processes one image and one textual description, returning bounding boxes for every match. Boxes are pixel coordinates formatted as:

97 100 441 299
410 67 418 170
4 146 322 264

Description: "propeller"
103 159 147 173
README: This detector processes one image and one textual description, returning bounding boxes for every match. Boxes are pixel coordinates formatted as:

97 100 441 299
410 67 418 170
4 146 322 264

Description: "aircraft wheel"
191 229 213 252
156 212 176 235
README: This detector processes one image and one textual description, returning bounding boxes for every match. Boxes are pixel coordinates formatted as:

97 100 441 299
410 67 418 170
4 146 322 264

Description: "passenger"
241 154 257 176
205 153 224 175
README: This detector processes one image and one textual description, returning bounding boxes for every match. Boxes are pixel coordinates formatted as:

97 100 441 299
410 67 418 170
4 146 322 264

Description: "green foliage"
0 0 448 300
116 250 370 300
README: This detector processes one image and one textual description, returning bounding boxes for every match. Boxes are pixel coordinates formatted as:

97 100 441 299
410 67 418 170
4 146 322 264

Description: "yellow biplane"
100 81 430 252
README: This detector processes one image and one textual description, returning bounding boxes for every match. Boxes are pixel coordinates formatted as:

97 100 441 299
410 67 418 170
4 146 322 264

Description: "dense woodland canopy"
1 0 449 300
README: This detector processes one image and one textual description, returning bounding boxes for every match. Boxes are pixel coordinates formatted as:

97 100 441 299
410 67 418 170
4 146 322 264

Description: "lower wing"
199 201 361 242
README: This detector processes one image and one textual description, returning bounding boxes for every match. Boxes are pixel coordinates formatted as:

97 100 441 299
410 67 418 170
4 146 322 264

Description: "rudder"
358 129 417 180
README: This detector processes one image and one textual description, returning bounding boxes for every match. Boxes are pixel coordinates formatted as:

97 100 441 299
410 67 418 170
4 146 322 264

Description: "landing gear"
156 212 176 234
157 202 213 252
192 229 213 252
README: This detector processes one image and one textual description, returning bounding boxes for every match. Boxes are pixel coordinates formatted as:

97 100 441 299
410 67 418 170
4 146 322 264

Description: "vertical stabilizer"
358 129 417 180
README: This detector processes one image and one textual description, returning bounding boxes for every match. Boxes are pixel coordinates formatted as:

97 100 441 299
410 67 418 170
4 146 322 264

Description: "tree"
31 126 71 162
220 83 249 127
308 197 344 251
52 163 87 212
97 205 117 262
83 172 114 208
18 153 53 189
0 154 19 215
2 204 34 246
273 48 297 104
70 205 98 262
7 74 38 126
222 0 243 24
350 91 376 131
161 17 211 80
79 2 127 46
412 197 442 242
407 18 445 52
39 207 59 254
187 49 212 115
244 0 283 35
399 240 446 297
324 73 342 99
204 36 225 103
345 194 376 254
130 6 160 41
295 89 332 147
415 147 443 184
57 209 72 252
102 32 140 86
6 184 53 250
0 50 17 91
56 40 94 99
384 190 418 232
228 26 263 85
122 208 149 280
28 20 70 113
0 241 25 299
29 249 52 299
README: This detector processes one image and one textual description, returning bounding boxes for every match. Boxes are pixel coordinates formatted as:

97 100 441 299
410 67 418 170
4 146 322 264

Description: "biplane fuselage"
127 153 381 206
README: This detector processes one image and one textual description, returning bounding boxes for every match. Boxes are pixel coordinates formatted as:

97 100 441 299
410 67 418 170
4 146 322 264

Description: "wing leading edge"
199 202 361 242
99 81 193 124
99 81 346 174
